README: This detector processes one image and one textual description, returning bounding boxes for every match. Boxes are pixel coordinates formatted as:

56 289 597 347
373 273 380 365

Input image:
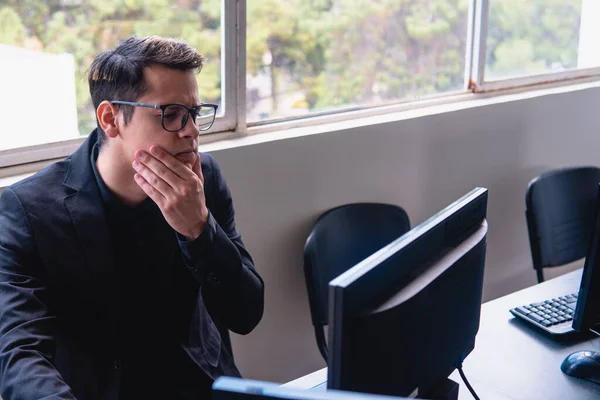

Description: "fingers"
148 146 195 180
135 149 183 189
133 173 166 207
132 157 173 198
133 146 204 202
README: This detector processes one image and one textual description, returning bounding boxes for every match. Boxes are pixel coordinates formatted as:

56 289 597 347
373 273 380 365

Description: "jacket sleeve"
177 155 264 335
0 188 76 400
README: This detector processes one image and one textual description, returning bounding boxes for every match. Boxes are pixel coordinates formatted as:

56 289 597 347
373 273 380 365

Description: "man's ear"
97 101 121 139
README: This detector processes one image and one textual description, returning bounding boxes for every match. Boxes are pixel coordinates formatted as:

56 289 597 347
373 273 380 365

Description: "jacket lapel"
63 131 119 332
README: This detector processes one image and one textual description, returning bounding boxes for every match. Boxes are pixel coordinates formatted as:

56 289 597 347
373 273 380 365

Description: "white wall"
209 84 600 383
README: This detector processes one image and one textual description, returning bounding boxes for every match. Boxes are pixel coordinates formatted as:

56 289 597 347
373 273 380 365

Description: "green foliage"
487 0 582 79
0 7 26 45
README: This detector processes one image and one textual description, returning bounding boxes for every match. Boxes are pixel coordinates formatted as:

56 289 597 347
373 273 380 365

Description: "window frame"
213 0 241 133
2 0 600 170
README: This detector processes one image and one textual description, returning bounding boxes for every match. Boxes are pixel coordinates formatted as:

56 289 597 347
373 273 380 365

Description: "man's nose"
178 113 200 140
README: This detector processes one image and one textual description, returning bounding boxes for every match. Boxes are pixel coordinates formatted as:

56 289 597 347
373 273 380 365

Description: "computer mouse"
561 351 600 384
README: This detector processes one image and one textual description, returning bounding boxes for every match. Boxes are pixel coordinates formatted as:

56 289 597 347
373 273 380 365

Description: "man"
0 36 264 399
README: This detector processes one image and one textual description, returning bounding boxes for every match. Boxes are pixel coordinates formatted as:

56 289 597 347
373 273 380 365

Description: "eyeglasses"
110 100 218 132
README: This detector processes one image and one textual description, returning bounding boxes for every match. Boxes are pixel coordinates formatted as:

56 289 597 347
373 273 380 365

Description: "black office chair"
526 166 600 283
303 203 410 363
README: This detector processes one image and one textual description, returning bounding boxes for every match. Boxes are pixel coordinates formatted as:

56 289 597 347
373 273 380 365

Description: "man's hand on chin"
132 145 208 240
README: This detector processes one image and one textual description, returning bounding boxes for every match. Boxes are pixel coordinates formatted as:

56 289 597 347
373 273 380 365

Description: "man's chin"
175 151 197 167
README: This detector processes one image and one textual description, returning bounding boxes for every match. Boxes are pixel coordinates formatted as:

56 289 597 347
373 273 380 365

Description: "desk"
284 269 600 400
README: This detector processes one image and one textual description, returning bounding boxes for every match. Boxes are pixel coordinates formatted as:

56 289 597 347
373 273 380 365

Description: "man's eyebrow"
179 103 202 109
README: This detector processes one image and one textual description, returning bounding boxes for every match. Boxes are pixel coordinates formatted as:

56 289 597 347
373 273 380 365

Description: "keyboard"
509 293 578 336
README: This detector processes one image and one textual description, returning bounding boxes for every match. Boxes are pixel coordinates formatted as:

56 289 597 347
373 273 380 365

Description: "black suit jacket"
0 131 264 400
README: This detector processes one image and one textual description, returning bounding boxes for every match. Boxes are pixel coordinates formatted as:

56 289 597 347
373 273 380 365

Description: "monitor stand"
590 325 600 337
417 378 459 400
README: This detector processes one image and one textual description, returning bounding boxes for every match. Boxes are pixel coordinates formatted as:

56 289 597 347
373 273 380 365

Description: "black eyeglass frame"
110 100 219 132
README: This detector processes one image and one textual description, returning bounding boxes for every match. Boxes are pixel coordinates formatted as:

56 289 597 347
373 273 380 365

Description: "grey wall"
209 85 600 383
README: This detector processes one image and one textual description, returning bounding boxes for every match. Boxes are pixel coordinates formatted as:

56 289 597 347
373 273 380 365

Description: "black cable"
457 365 481 400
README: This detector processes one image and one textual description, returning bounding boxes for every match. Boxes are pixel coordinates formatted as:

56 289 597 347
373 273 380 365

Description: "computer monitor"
212 377 411 400
561 184 600 382
572 185 600 334
327 188 488 399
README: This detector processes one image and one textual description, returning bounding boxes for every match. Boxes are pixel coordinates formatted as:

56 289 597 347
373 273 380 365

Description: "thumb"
193 153 204 184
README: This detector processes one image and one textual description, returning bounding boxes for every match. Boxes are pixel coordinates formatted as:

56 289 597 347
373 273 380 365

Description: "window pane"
484 0 595 81
0 0 221 151
246 0 470 123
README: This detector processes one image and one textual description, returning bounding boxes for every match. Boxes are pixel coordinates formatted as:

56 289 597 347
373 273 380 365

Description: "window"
486 0 583 81
246 0 470 123
0 0 222 152
470 0 600 90
1 0 600 167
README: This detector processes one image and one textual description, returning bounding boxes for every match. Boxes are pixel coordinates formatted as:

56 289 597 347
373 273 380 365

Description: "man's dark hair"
88 36 204 146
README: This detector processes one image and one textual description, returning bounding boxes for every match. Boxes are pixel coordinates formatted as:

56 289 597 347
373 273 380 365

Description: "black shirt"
90 143 213 399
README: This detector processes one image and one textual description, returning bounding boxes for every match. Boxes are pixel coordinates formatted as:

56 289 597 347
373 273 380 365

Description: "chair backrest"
526 166 600 279
303 203 410 339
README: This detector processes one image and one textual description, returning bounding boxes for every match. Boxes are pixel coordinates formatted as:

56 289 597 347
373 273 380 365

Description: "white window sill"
2 76 600 192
